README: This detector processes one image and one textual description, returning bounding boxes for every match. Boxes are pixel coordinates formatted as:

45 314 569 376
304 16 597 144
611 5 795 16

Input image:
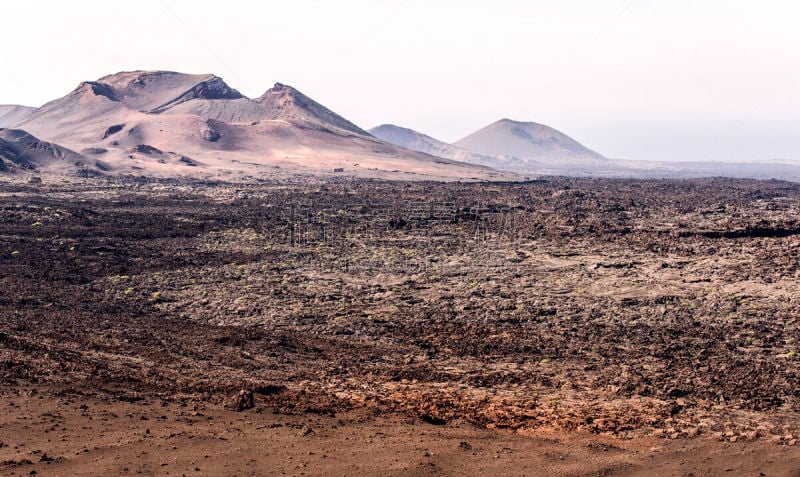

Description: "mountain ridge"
2 70 508 181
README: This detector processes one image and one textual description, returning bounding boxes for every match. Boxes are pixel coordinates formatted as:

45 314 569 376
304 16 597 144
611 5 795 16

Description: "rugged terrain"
1 176 800 475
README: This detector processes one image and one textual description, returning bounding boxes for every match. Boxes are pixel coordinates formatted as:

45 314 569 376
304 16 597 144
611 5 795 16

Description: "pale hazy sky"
1 0 799 162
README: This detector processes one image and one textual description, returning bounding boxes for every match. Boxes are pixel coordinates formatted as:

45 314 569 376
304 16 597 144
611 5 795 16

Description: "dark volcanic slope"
0 128 102 172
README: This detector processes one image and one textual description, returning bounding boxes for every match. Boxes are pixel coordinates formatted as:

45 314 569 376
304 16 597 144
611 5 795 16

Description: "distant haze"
1 0 799 162
570 119 800 163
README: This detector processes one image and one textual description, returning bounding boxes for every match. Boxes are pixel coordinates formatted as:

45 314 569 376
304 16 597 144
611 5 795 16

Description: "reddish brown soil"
3 382 800 476
1 176 800 475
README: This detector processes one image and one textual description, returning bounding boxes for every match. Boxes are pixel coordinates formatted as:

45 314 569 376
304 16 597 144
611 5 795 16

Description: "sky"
1 0 799 162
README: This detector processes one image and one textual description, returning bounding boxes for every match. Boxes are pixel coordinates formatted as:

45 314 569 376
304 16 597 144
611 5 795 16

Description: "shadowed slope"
0 128 105 172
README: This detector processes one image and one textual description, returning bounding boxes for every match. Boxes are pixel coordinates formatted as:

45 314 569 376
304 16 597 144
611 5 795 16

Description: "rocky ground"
1 176 800 475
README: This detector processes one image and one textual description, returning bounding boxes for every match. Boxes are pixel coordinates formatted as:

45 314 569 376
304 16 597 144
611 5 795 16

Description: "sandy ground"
2 383 800 477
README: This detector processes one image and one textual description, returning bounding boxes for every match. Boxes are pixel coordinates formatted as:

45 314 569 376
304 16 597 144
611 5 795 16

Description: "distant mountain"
0 128 104 173
369 124 530 170
0 105 35 128
5 71 507 180
369 119 800 181
455 119 605 165
371 119 605 174
369 124 471 158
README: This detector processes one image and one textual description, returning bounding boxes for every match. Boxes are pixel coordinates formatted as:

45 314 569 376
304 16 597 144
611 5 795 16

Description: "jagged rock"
228 389 254 412
102 124 125 139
